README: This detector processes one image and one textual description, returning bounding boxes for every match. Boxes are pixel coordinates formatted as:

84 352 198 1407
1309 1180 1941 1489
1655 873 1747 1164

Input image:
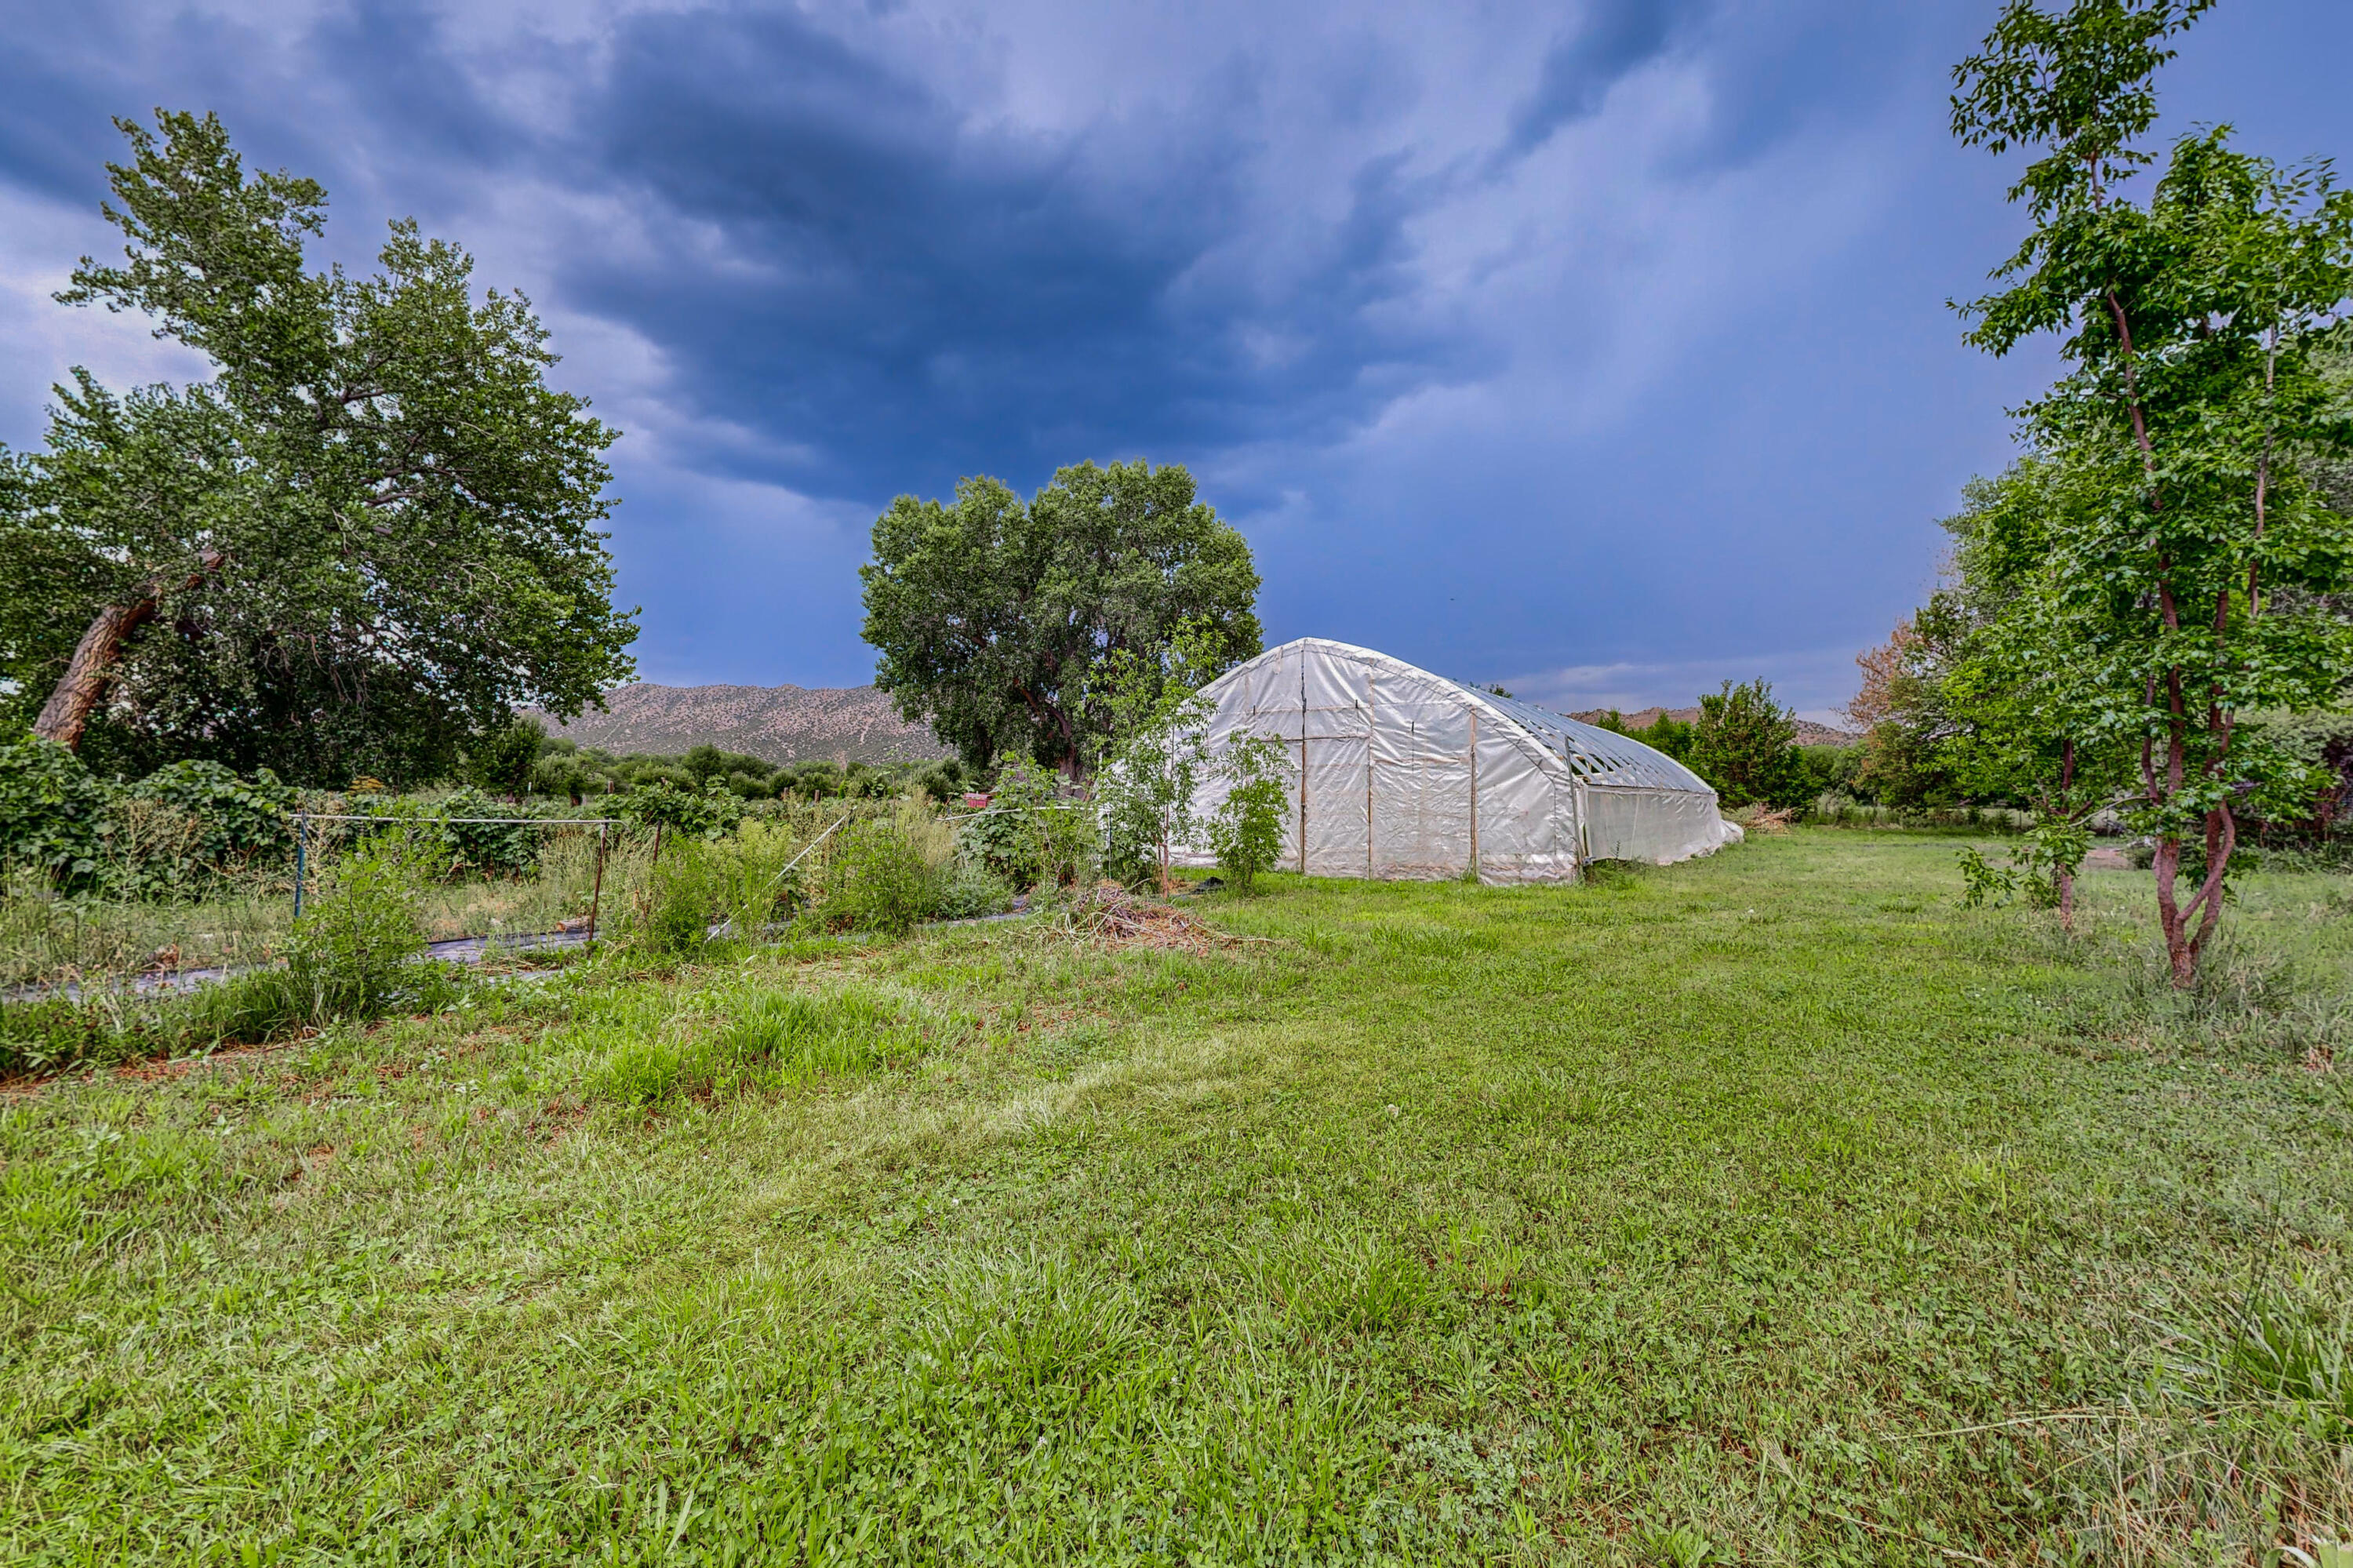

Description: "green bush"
1691 679 1809 809
285 841 428 1020
132 760 296 871
439 786 539 877
933 860 1016 920
623 777 742 842
627 822 814 955
1207 732 1288 891
1100 792 1155 889
0 738 110 886
464 717 545 799
635 842 720 955
532 754 591 803
825 820 939 936
959 759 1058 886
906 759 970 804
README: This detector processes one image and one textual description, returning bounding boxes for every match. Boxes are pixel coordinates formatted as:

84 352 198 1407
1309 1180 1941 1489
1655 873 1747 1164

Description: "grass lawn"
4 830 2350 1564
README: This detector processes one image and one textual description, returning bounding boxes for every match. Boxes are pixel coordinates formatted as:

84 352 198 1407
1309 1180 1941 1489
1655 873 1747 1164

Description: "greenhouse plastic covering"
1169 638 1740 883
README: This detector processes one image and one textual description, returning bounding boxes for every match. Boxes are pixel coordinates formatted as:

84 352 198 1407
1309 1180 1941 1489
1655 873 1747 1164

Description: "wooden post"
1468 710 1480 881
587 822 608 952
1364 675 1376 880
1297 661 1309 875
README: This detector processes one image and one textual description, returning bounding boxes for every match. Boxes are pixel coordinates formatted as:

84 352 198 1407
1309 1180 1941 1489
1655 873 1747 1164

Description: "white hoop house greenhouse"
1171 638 1740 883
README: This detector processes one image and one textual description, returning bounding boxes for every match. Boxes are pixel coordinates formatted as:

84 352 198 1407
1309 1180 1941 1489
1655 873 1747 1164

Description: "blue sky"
2 0 2347 722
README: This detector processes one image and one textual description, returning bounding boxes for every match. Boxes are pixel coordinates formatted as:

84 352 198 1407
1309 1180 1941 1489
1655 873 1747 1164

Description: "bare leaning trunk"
32 599 162 750
31 554 221 751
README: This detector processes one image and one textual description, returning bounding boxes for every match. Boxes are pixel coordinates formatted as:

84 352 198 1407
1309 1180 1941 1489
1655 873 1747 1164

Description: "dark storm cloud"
307 1 529 167
5 0 2346 702
555 4 1466 497
1501 0 1701 158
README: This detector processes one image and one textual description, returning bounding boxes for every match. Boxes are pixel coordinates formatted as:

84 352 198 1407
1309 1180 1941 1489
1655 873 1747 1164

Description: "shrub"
1090 653 1213 893
464 717 545 800
623 777 742 843
781 761 845 799
0 738 110 886
533 755 591 804
439 787 539 878
132 759 296 871
1691 679 1808 809
1034 797 1098 890
825 819 938 936
906 759 969 804
1207 731 1288 891
90 799 208 901
1100 792 1156 890
628 819 856 955
285 840 427 1020
933 860 1016 920
960 758 1058 886
635 839 721 955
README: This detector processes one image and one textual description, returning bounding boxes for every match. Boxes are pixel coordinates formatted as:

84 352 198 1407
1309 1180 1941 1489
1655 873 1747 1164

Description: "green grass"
3 831 2351 1563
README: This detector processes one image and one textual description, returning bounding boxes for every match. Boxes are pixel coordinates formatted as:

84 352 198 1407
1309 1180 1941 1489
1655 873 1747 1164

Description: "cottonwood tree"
1951 0 2353 984
1689 680 1805 808
0 111 636 783
860 460 1260 778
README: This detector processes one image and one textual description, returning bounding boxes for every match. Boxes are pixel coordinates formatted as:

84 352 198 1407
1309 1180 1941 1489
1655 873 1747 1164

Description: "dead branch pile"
1026 883 1250 954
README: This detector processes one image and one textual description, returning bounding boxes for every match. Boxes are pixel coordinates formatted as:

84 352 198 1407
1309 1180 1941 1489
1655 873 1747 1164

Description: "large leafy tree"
1689 679 1806 809
1950 0 2353 983
860 460 1262 777
0 111 636 784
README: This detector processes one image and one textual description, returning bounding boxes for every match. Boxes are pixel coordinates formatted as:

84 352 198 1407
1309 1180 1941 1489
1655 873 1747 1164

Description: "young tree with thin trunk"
1951 0 2353 984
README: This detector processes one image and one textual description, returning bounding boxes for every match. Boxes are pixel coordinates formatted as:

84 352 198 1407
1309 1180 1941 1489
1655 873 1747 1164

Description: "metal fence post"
292 814 307 920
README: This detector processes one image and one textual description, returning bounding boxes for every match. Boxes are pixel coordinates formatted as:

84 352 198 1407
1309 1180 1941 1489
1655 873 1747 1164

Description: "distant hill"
526 684 952 766
1569 705 1856 748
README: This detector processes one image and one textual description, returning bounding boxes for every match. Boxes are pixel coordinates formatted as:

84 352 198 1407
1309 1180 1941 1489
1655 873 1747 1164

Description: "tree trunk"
2152 833 2193 985
31 554 222 751
2153 804 2237 988
32 598 161 749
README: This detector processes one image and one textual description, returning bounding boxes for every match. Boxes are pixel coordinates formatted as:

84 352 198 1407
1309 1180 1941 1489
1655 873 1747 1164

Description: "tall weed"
285 840 427 1020
824 820 939 937
2035 1278 2353 1563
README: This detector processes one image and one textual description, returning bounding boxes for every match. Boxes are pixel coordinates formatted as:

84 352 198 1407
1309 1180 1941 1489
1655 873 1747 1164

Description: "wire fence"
289 813 624 943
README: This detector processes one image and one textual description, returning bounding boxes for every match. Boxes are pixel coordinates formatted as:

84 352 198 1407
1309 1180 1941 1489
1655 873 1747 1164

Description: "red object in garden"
962 793 991 810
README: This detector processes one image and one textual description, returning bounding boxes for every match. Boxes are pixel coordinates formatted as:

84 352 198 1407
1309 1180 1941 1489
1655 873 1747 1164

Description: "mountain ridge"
525 683 951 766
